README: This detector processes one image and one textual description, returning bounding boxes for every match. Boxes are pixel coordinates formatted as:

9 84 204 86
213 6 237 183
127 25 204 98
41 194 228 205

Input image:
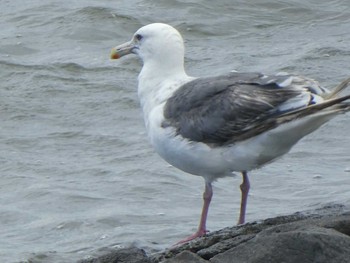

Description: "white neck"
137 61 192 128
138 62 190 110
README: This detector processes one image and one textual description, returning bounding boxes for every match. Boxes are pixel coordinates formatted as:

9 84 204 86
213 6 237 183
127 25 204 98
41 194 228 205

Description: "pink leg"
237 171 250 225
174 181 213 245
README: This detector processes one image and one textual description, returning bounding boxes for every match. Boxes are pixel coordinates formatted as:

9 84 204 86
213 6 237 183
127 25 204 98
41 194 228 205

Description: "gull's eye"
135 34 143 41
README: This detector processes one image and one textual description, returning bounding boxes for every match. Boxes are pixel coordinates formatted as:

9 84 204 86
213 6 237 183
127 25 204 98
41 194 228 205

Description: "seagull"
110 23 350 244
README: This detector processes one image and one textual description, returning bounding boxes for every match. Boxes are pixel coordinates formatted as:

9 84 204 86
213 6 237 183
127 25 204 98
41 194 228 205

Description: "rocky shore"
78 204 350 263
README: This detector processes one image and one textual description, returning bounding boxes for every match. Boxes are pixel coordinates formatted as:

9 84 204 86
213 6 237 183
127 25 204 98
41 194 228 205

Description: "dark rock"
210 226 350 263
162 251 209 263
196 234 255 259
77 247 151 263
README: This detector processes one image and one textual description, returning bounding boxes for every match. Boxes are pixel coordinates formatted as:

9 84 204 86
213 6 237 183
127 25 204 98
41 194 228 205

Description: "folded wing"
162 72 345 145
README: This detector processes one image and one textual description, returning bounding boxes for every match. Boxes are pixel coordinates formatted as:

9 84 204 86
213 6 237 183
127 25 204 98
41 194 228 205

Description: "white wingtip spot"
278 77 293 87
276 71 290 76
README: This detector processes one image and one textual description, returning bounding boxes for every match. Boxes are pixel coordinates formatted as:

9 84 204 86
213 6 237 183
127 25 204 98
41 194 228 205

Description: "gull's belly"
150 126 234 178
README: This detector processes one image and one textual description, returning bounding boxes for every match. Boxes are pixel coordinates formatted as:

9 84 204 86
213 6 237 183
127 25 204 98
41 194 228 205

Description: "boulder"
77 247 151 263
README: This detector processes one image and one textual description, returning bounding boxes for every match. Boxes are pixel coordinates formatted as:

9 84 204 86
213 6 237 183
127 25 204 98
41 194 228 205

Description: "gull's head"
111 23 185 73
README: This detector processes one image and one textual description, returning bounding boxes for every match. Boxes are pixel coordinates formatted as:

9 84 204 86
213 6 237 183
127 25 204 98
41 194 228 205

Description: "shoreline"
77 203 350 263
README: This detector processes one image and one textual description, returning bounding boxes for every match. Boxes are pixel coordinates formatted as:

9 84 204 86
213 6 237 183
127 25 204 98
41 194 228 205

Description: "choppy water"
1 1 350 262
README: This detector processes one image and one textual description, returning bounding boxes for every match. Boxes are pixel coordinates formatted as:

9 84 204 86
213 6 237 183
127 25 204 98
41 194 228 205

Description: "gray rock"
77 247 151 263
197 234 255 259
210 226 350 263
163 251 209 263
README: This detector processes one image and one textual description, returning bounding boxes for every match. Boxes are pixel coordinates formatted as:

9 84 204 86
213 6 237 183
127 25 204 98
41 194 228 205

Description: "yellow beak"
110 40 135 59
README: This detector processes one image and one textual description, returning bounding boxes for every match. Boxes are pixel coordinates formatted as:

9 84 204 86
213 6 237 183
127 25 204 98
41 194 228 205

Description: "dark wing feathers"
163 72 307 145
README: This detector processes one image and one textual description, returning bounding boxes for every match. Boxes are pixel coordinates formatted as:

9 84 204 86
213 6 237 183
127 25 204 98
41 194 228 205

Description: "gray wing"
163 72 325 145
